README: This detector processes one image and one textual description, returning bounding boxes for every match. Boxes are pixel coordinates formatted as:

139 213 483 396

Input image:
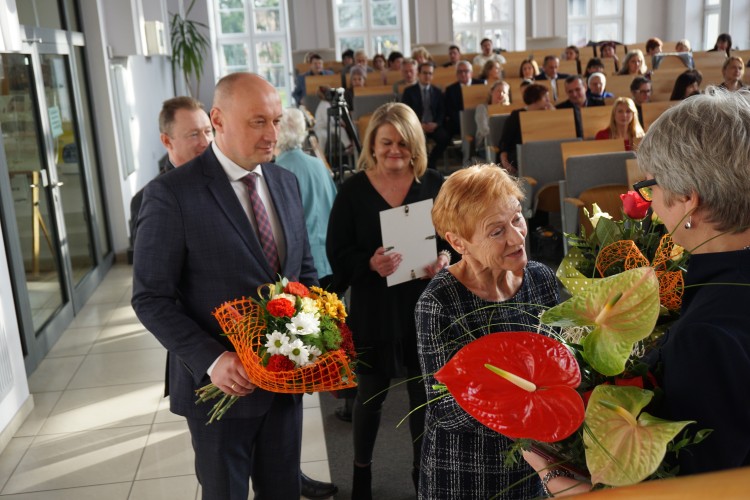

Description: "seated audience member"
443 45 463 68
479 59 502 83
393 57 419 96
670 69 703 101
387 51 404 71
719 56 746 91
564 45 580 61
412 46 432 65
293 53 334 106
709 33 733 56
345 66 367 111
556 74 605 137
536 55 569 100
275 107 337 283
618 49 648 76
475 80 510 156
473 37 507 67
372 53 387 85
594 96 645 150
598 41 620 70
416 164 559 500
444 60 486 137
341 48 355 86
583 58 605 78
675 39 692 52
630 76 652 126
519 58 539 80
498 83 553 173
401 62 451 169
587 72 614 101
646 37 664 56
354 50 375 73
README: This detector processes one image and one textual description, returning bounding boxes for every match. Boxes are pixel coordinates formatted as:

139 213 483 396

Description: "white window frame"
451 0 520 53
567 0 624 46
331 0 409 58
209 0 294 106
702 0 722 50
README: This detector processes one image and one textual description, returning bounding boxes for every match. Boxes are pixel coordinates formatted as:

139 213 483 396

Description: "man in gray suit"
132 73 321 499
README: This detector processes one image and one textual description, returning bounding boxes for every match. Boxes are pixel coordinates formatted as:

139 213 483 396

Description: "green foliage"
170 0 210 98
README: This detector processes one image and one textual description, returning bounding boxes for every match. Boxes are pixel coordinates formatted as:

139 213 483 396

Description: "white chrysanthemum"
265 330 290 355
286 311 321 336
272 293 297 307
307 345 322 362
299 297 319 314
282 339 310 366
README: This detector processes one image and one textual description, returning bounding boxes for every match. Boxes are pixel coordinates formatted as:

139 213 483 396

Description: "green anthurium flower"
541 267 660 376
584 385 694 486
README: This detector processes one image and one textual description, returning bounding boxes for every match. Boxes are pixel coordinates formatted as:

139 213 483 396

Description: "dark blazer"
556 98 604 138
401 83 446 126
535 72 570 81
443 80 484 136
132 145 317 419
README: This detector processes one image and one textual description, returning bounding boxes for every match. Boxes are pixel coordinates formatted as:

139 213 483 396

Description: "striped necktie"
240 173 280 273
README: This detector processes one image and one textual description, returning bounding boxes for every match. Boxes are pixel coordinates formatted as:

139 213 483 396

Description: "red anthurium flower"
620 191 651 220
435 331 584 442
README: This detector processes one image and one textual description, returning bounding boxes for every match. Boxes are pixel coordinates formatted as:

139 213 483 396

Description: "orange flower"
284 281 310 297
267 298 296 317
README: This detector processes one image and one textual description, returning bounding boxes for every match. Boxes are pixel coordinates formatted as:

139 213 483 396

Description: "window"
211 0 293 105
568 0 623 45
703 0 721 50
452 0 515 52
333 0 406 58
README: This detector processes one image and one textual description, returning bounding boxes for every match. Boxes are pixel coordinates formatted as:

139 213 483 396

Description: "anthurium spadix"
541 267 660 376
584 385 694 486
434 331 584 442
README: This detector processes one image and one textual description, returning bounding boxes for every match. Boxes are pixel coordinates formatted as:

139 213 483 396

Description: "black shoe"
301 472 338 499
335 405 352 422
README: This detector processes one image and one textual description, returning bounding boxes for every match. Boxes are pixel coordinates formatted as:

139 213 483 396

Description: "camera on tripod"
324 87 346 104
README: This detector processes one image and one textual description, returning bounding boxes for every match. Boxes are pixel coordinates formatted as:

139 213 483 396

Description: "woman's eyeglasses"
633 178 657 202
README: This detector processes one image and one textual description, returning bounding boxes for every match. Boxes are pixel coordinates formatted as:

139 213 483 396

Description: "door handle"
51 181 65 188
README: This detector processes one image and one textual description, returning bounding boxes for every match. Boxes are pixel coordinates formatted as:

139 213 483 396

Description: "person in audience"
412 46 433 65
676 39 692 52
401 62 451 169
646 37 664 56
474 80 510 157
387 51 404 71
709 33 733 56
416 164 559 500
473 37 507 67
519 58 539 80
618 49 648 76
556 74 605 137
630 75 652 126
719 56 746 91
345 66 367 111
444 60 485 137
594 96 645 150
313 86 352 155
341 48 355 72
498 83 553 174
393 57 419 96
536 55 570 100
354 49 375 73
275 107 337 284
670 69 703 100
587 72 614 102
443 44 463 67
327 102 451 499
292 52 334 106
564 45 580 61
371 53 388 85
583 57 605 78
479 59 502 83
598 41 620 72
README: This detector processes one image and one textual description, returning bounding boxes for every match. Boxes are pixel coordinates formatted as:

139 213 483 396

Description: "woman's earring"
684 216 692 230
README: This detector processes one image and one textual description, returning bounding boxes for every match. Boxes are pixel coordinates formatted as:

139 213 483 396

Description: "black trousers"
426 127 451 170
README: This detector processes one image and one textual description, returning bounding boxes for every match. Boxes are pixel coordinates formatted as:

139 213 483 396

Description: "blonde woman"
617 49 648 76
480 59 502 83
475 80 510 155
719 56 746 92
518 58 539 80
411 46 432 65
595 96 645 150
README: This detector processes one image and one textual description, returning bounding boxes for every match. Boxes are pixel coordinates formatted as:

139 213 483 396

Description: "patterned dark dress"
415 262 559 499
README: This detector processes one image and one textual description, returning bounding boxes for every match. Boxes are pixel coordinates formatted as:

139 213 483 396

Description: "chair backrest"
503 77 526 103
558 59 580 76
561 139 625 172
459 108 478 143
488 102 524 115
652 53 691 71
383 70 402 85
700 66 725 88
626 158 642 187
352 94 396 120
305 73 342 95
520 108 577 142
692 50 728 71
486 113 510 162
518 137 581 213
641 100 678 131
600 57 617 76
604 74 635 98
356 114 373 142
649 68 685 101
353 85 395 97
461 84 490 109
580 106 613 139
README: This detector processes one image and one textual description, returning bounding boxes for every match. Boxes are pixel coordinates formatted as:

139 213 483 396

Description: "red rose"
266 354 295 372
284 281 310 297
267 298 296 317
620 191 651 220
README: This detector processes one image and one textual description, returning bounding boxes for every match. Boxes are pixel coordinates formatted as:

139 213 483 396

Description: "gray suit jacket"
132 146 317 419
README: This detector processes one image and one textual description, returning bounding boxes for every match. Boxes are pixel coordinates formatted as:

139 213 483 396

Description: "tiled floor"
0 264 332 499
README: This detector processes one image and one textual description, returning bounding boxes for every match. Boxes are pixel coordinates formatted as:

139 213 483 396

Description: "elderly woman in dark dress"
415 165 559 499
327 102 451 499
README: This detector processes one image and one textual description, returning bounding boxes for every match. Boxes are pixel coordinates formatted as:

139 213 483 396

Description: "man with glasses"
630 76 652 127
444 60 485 137
401 62 450 169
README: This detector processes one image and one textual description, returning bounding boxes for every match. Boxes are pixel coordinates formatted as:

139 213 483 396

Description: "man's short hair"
387 51 404 64
308 53 323 62
543 55 558 65
449 45 461 52
418 61 435 72
480 38 492 45
159 96 204 135
630 76 650 91
342 48 354 59
565 74 584 86
456 60 472 71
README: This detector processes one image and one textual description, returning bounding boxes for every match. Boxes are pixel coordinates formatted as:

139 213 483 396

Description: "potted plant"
170 0 209 98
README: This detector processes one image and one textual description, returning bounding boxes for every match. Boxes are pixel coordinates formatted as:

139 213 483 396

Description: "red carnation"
620 191 651 220
267 298 296 317
284 281 310 297
266 354 296 372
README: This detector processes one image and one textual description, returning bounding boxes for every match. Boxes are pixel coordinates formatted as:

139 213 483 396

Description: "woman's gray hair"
277 107 307 152
638 87 750 233
587 72 606 87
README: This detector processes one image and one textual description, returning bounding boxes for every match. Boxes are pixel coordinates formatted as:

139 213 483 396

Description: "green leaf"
542 268 660 376
584 385 694 486
594 216 624 250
